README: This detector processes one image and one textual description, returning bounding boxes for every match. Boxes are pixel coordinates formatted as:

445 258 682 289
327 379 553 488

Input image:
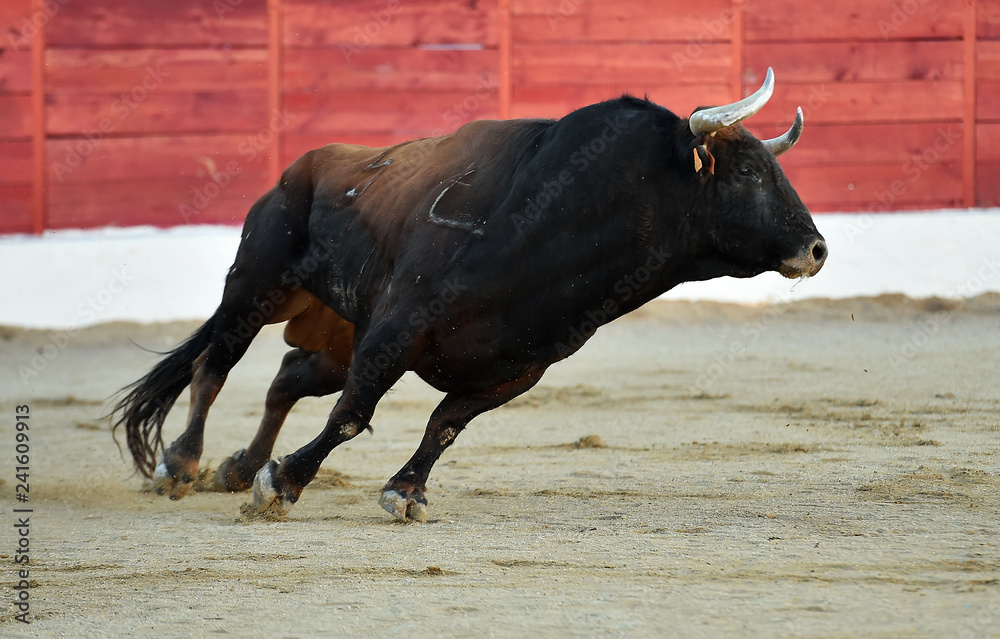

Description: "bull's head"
686 68 827 280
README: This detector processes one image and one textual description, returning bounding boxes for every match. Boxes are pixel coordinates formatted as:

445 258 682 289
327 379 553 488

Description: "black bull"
113 70 827 522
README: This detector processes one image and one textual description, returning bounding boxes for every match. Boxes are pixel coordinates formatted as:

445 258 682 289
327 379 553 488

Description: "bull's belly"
409 323 561 394
412 353 542 395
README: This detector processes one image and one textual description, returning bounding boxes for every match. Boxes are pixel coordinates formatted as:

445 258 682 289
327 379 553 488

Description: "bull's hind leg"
152 296 272 499
210 347 350 492
151 193 317 499
380 370 545 522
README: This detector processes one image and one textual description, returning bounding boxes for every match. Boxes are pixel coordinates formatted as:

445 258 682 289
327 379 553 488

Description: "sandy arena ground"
1 296 998 637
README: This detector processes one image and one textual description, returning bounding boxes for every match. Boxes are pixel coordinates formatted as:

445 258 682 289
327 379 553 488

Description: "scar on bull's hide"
345 150 393 199
427 168 483 235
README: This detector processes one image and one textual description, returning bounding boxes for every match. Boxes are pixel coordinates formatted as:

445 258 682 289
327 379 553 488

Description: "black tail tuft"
111 316 216 478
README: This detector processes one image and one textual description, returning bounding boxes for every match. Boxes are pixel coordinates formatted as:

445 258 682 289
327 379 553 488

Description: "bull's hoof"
151 453 199 501
251 459 300 517
209 449 258 493
379 488 427 523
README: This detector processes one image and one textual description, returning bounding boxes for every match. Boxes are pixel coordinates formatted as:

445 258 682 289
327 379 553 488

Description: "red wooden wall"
0 0 996 234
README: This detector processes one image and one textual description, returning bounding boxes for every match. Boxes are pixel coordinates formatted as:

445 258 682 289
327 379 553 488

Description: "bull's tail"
111 314 216 478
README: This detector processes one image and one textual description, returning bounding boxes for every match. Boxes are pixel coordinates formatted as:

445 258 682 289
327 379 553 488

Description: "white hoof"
379 489 427 523
252 461 290 517
152 460 171 488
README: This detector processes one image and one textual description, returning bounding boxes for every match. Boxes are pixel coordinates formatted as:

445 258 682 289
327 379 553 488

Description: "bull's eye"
737 166 759 183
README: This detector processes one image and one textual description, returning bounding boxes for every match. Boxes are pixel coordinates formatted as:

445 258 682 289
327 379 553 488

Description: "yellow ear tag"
693 147 703 173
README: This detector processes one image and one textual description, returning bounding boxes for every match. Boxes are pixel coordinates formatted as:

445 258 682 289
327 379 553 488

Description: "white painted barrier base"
2 209 998 328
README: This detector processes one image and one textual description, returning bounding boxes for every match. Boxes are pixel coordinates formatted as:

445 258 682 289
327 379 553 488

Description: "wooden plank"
746 0 964 42
284 90 500 136
284 0 497 48
978 123 1000 161
0 185 32 234
963 0 976 206
0 140 32 182
30 0 45 233
978 80 1000 120
785 162 963 212
268 0 283 184
46 89 269 136
743 81 964 126
745 41 964 83
976 123 1000 206
45 135 270 185
46 179 262 229
978 38 1000 121
46 49 268 93
498 0 512 118
511 84 731 120
513 0 733 43
0 95 31 139
744 122 965 169
514 43 731 87
47 0 267 47
0 50 32 92
731 0 744 104
979 40 1000 79
284 48 499 92
979 0 1000 39
0 0 31 48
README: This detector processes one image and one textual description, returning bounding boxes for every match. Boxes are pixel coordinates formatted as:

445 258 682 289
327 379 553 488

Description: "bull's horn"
761 107 803 156
689 67 775 137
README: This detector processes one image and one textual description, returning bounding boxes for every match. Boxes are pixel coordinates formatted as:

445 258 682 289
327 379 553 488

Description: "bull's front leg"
250 322 414 516
380 370 545 523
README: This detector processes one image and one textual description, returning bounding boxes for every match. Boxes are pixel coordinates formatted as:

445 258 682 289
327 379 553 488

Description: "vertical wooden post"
731 0 745 100
30 0 47 234
268 0 284 184
963 0 977 208
498 0 512 120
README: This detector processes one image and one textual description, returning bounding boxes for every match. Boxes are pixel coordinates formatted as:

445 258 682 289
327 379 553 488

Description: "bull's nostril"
811 240 827 263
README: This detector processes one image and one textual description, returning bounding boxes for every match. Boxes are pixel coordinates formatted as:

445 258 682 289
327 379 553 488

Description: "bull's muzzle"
779 237 827 279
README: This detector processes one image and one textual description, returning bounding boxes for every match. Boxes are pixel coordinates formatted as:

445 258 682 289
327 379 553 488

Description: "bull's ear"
693 143 715 177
